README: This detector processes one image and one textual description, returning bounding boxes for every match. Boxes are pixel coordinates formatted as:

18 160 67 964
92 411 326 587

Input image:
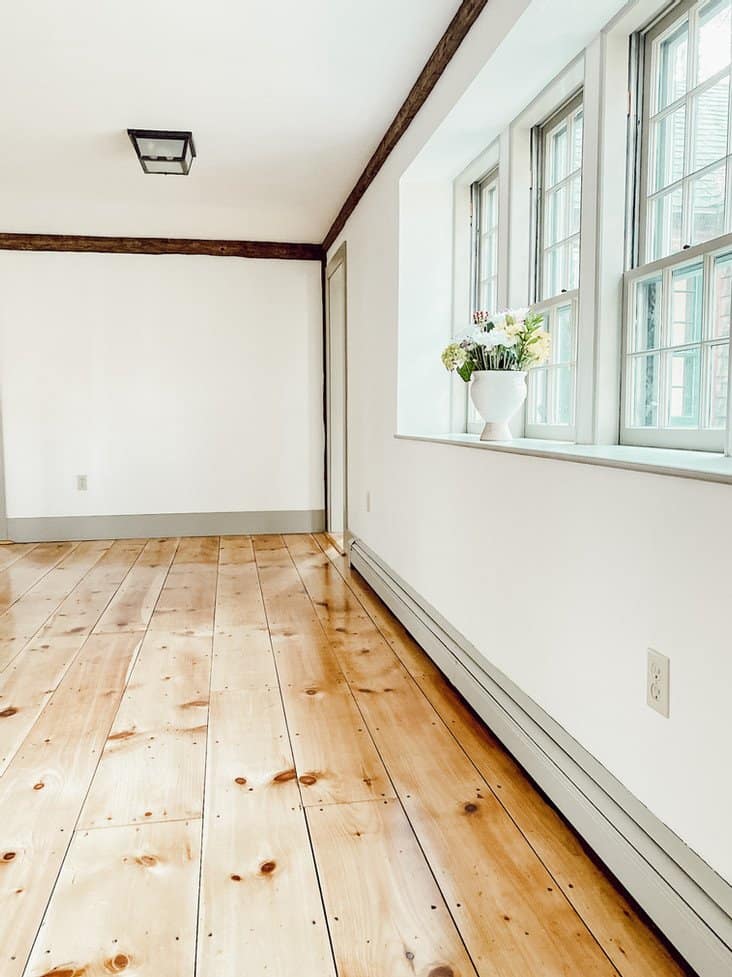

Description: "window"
640 0 732 263
472 168 499 313
466 168 500 433
625 0 732 450
624 240 731 448
526 93 584 437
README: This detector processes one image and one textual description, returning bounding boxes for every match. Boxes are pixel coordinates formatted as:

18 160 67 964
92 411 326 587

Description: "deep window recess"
526 92 584 439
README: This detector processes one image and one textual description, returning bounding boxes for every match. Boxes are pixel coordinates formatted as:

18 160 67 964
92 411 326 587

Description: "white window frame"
622 232 732 449
526 91 584 440
638 0 732 265
623 0 732 451
466 167 501 434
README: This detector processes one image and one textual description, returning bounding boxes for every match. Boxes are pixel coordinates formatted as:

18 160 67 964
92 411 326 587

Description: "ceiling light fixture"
127 129 196 175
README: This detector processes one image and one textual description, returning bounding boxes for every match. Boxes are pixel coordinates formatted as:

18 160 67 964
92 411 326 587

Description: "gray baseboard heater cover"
349 536 732 977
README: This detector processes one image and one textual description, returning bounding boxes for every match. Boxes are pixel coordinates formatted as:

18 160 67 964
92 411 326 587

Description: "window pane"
545 184 568 245
571 110 583 172
657 20 689 110
482 184 498 230
652 105 686 191
568 238 580 291
690 163 726 244
531 369 548 424
712 253 732 336
697 0 732 85
569 175 582 235
480 230 497 280
708 342 730 426
691 76 729 172
648 185 683 260
630 354 660 426
552 365 574 425
554 304 574 363
670 262 703 345
547 123 569 186
543 244 568 299
668 347 701 426
479 276 497 312
634 275 662 350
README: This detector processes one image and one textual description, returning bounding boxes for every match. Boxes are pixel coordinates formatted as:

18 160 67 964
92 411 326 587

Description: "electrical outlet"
647 648 670 718
76 474 88 491
366 490 371 513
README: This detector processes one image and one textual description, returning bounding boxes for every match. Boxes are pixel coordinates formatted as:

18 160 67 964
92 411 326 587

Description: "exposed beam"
321 0 490 252
0 232 323 262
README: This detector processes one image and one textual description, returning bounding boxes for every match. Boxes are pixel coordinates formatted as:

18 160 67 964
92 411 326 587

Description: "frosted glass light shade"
127 129 196 175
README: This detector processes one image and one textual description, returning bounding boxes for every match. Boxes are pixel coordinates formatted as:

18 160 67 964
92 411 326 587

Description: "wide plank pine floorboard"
0 534 689 977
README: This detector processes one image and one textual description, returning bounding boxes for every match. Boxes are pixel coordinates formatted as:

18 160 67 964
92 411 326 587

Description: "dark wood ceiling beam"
1 2 487 261
321 0 490 253
0 232 323 262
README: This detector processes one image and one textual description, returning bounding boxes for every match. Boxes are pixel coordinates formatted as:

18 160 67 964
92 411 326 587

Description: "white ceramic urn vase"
469 370 527 441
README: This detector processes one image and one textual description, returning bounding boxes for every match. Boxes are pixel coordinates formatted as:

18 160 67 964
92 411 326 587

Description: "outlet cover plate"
647 648 670 718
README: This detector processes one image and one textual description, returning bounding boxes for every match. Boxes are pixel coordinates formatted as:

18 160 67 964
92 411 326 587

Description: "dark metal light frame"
127 129 196 175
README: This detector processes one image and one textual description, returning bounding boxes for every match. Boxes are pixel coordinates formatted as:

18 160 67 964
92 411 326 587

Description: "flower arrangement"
441 308 550 382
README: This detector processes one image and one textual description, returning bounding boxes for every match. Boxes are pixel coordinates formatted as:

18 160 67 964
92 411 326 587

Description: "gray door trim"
325 242 348 553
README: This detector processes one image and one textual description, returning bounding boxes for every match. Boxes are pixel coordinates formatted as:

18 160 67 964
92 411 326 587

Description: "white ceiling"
0 1 460 242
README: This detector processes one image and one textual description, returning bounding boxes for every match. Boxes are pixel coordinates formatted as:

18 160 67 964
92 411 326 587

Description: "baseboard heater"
349 536 732 977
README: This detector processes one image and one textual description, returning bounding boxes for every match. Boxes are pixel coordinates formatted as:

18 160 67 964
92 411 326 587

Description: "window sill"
394 433 732 485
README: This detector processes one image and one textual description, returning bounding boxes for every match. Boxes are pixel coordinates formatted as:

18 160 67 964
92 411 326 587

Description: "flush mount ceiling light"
127 129 196 175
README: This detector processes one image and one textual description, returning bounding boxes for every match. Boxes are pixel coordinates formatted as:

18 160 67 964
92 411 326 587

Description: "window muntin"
472 169 499 313
624 238 732 448
642 0 732 263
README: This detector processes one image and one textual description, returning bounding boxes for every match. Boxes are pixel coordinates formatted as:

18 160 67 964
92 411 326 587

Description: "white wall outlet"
366 490 371 513
647 648 670 718
76 474 88 491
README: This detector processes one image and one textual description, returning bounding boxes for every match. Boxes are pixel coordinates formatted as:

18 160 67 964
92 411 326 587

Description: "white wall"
0 251 323 518
328 0 732 886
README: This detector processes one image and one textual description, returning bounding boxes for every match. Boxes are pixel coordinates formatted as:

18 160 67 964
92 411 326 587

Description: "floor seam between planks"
251 541 341 977
191 537 219 977
281 536 483 977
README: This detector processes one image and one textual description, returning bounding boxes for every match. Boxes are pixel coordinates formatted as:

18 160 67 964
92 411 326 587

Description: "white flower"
529 330 551 365
489 329 516 347
473 327 516 350
491 313 507 332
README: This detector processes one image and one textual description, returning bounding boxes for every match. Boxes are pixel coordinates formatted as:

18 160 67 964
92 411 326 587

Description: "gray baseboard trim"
350 536 732 977
7 509 325 542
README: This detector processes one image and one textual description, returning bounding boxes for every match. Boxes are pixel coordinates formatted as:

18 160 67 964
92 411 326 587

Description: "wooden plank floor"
0 535 690 977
